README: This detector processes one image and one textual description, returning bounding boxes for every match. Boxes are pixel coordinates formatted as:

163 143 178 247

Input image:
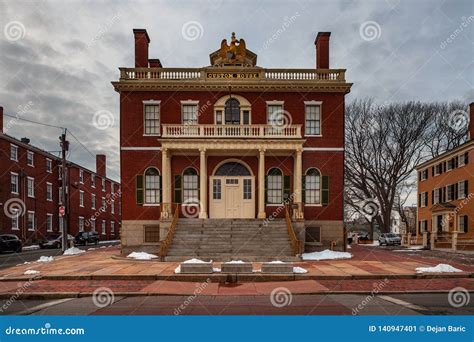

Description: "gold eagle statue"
219 32 246 64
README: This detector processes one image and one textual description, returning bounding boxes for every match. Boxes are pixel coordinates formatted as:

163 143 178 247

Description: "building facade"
114 30 351 253
416 103 474 250
0 107 121 244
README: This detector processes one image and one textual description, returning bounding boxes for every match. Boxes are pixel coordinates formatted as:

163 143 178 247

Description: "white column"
161 148 171 219
257 148 266 219
199 148 208 219
294 148 303 220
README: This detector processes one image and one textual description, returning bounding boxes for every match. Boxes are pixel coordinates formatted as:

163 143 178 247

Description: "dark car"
39 234 74 249
0 234 22 253
75 231 99 245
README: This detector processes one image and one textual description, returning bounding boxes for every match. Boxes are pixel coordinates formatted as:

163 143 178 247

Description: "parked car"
0 234 22 253
75 231 99 245
379 233 402 246
39 234 74 249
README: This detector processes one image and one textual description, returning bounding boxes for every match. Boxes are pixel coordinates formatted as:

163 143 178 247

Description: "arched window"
214 162 251 176
266 168 283 204
225 98 240 125
145 168 160 204
183 168 199 202
305 168 321 204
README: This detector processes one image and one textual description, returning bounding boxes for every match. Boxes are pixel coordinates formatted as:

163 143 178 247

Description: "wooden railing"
119 67 346 82
284 205 303 256
162 124 302 138
158 204 179 261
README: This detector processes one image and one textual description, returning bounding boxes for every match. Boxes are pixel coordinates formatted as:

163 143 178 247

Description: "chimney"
469 102 474 140
96 154 106 178
149 59 162 68
315 32 331 69
0 106 3 133
21 137 30 144
133 29 150 68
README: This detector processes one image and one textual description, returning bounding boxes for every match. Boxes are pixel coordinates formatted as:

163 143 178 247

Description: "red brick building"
113 30 351 254
0 107 121 244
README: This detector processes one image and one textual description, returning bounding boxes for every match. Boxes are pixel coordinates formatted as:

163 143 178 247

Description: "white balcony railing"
162 124 302 139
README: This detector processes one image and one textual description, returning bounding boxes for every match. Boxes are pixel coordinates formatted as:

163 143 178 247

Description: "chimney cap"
149 58 162 67
315 32 331 44
133 29 150 43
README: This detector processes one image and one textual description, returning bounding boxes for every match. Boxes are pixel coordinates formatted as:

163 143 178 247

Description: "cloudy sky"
0 0 472 183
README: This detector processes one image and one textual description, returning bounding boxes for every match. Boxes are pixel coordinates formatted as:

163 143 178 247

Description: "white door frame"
209 176 255 218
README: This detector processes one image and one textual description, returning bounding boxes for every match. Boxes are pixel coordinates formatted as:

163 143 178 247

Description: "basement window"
144 225 160 243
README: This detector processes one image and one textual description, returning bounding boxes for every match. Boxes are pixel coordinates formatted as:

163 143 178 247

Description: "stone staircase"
165 219 299 261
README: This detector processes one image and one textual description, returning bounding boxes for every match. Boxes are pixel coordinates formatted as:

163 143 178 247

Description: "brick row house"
416 103 474 251
113 29 351 257
0 107 121 244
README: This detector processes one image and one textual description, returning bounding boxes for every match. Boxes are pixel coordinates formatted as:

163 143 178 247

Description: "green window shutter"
264 176 268 204
159 175 162 203
302 175 306 203
136 175 143 205
321 175 329 205
174 175 182 204
283 175 291 201
197 175 200 200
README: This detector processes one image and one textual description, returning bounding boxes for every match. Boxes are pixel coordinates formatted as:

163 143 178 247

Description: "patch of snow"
23 245 40 251
225 260 245 264
99 240 120 244
253 269 262 273
407 246 424 250
302 249 353 261
37 256 54 263
365 241 380 246
174 265 181 274
63 247 86 256
182 258 211 264
17 261 31 266
87 248 96 251
24 270 40 275
127 252 158 260
100 246 106 249
268 260 285 264
293 266 308 274
416 264 463 273
213 268 221 273
347 245 352 249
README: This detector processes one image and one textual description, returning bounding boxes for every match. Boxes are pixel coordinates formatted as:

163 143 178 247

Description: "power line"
3 113 66 130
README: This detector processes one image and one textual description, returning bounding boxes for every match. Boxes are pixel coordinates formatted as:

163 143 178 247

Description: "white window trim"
79 169 84 184
11 214 19 230
27 176 35 198
457 215 467 233
420 192 427 208
46 213 53 232
143 100 161 137
181 101 199 125
458 180 466 199
27 151 34 167
10 144 18 161
27 211 35 231
91 218 96 232
46 182 53 201
304 101 323 137
10 172 19 194
266 101 285 125
79 190 84 207
79 216 85 232
420 169 428 181
46 158 52 173
458 154 466 167
91 194 96 210
101 220 106 235
180 100 199 105
102 179 106 192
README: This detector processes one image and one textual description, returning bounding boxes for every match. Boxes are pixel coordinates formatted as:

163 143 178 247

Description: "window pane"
144 105 160 134
305 105 321 135
182 104 198 124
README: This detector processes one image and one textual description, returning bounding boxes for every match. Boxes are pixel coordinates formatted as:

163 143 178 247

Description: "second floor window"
46 183 53 201
10 145 18 161
27 177 35 198
10 173 19 194
305 104 321 136
46 159 52 173
27 151 34 166
267 104 284 127
144 104 160 135
182 104 198 125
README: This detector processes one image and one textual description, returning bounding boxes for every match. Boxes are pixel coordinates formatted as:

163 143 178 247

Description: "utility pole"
60 130 69 252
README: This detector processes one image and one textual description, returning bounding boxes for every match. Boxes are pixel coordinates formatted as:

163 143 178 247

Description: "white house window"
111 201 115 214
305 104 321 136
433 188 440 204
11 215 19 230
213 179 221 200
243 179 252 200
144 104 160 135
79 169 84 183
79 217 84 232
305 168 321 204
458 180 467 199
91 218 96 232
102 178 106 192
27 151 34 166
183 168 199 202
10 144 18 161
46 182 53 201
91 194 96 209
91 174 96 188
111 184 115 195
101 220 106 235
182 104 198 125
458 215 468 233
111 221 115 233
10 173 19 194
447 184 455 201
59 217 64 233
145 168 161 204
79 190 84 207
267 104 284 127
419 192 428 207
46 158 52 173
27 211 35 231
215 110 223 124
102 197 106 212
27 177 35 198
267 168 283 204
420 169 428 181
46 213 53 232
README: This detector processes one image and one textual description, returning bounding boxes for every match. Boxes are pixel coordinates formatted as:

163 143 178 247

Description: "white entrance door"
209 176 255 218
